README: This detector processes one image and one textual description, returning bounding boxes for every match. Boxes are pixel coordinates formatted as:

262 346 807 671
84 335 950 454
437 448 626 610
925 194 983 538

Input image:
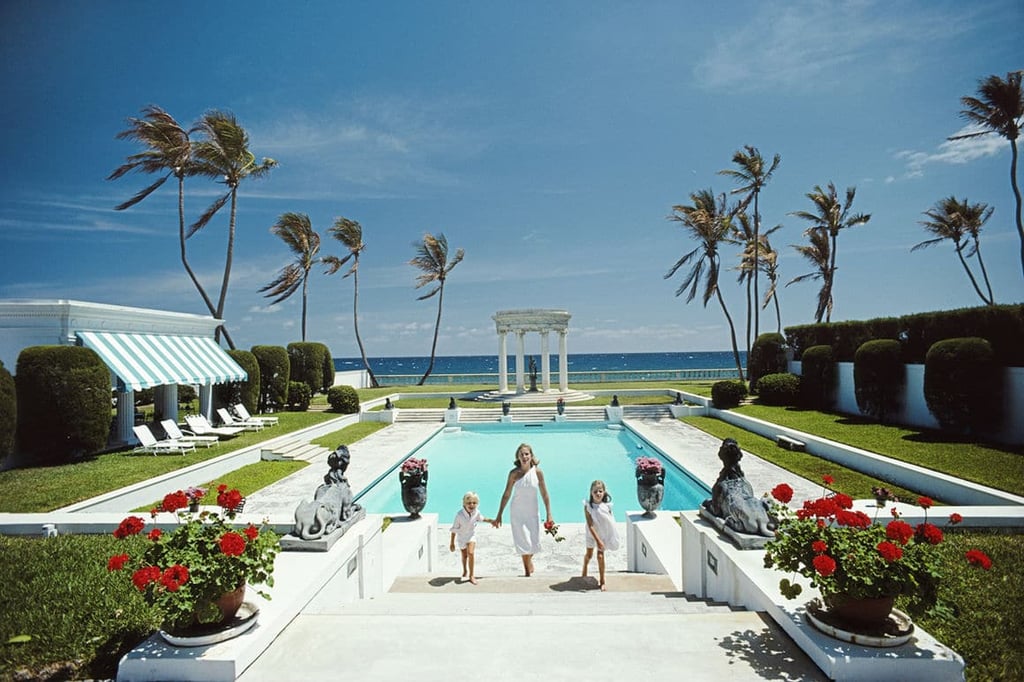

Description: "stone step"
261 439 330 461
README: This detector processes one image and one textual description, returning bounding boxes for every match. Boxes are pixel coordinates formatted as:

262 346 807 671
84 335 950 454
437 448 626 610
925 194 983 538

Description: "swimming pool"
353 422 711 522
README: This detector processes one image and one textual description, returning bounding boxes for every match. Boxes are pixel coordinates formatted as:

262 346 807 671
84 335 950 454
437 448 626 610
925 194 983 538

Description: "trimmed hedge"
748 333 787 393
854 339 904 424
924 337 1002 434
799 344 836 410
317 343 335 394
214 350 260 414
15 346 110 462
288 342 326 396
757 373 800 406
327 385 360 414
251 345 289 412
711 380 747 409
286 381 311 411
786 303 1023 365
0 360 15 458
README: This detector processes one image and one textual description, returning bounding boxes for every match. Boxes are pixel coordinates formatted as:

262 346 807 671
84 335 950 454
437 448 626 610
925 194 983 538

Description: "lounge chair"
184 414 245 438
217 407 265 432
233 403 279 427
160 419 219 448
132 424 196 456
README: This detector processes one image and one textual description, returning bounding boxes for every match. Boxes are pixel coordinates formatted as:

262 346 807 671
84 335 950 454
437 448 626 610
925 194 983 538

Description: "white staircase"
260 438 331 461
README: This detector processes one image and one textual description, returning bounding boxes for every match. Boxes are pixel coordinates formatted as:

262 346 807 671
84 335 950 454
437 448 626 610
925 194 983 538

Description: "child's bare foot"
461 569 468 578
599 582 607 591
469 577 478 585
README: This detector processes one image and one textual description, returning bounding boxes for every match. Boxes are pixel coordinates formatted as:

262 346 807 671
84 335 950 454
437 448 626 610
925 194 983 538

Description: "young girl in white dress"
449 491 494 584
582 479 620 591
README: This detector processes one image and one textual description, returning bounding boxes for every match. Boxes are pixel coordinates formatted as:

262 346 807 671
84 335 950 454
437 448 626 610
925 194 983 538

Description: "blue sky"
1 1 1021 359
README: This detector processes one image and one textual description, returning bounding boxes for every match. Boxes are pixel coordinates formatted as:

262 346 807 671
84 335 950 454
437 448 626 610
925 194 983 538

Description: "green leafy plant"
106 485 279 633
764 476 992 617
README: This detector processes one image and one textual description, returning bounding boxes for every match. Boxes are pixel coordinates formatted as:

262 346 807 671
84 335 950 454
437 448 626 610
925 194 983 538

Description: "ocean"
335 351 746 383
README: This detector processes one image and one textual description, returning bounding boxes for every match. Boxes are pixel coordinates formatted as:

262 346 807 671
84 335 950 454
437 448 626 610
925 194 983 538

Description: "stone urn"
399 470 428 518
635 469 665 517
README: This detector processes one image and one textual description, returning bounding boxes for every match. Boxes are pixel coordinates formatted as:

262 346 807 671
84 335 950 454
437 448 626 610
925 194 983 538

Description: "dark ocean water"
334 351 746 376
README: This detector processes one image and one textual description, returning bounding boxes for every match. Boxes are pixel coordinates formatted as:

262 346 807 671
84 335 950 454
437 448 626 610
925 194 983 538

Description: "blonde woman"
494 443 553 577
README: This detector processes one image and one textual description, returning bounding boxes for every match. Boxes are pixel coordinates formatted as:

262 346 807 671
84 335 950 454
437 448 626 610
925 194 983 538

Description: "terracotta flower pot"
824 593 896 628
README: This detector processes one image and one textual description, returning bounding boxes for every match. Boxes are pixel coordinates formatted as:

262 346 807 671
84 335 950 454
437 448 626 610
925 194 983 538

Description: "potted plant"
398 457 429 517
635 456 665 516
184 486 207 513
764 475 993 629
106 485 280 638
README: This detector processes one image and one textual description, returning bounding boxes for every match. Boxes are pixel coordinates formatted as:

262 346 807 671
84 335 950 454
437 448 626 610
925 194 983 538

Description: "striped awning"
76 331 247 391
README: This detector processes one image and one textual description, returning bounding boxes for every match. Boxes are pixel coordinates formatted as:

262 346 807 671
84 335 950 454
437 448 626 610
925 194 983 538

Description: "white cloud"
696 1 970 92
893 125 1009 179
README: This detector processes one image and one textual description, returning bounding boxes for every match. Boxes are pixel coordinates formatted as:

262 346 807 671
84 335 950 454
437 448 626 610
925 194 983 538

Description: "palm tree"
260 213 322 341
787 227 832 323
790 183 871 323
913 196 995 305
758 237 783 333
665 189 745 380
189 110 277 348
108 106 228 343
409 233 464 385
730 212 783 356
719 146 781 344
950 71 1024 278
323 217 378 388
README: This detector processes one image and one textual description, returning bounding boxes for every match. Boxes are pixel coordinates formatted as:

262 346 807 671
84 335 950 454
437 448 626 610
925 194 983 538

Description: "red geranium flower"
876 541 903 562
217 487 244 511
114 516 145 539
147 528 163 542
948 513 963 525
811 540 827 554
162 491 189 513
243 524 260 541
812 554 836 577
835 509 871 529
821 474 834 486
965 549 992 570
917 496 934 510
107 553 131 571
219 531 247 556
916 522 943 545
771 483 793 504
832 493 854 510
885 519 914 545
131 565 162 591
160 564 190 592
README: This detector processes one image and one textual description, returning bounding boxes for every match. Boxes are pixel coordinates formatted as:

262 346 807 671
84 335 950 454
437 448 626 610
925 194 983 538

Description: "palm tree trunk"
972 237 996 304
772 292 782 333
215 189 238 349
418 283 445 385
956 245 993 304
300 275 308 342
1009 140 1024 279
744 276 752 360
352 265 379 388
714 280 745 381
752 193 760 341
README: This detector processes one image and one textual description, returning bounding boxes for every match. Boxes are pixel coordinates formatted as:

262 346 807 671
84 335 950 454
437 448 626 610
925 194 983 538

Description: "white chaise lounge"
132 424 196 456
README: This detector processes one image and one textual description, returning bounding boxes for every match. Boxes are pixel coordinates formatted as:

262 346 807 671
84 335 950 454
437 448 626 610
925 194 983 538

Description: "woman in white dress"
494 443 553 577
582 479 620 591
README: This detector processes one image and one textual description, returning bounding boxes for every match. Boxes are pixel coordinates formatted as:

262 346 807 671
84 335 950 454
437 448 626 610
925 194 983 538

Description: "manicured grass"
682 415 927 501
734 405 1024 497
0 411 339 513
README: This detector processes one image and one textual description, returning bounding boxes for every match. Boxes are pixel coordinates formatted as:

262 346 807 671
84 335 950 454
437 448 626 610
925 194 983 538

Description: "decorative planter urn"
635 470 665 517
399 471 428 518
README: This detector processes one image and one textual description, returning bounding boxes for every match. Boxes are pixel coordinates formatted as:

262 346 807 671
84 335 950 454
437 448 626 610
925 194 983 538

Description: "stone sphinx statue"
701 437 776 538
292 445 363 541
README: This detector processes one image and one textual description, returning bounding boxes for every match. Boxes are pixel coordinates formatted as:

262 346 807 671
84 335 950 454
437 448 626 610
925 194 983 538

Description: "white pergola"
492 309 571 394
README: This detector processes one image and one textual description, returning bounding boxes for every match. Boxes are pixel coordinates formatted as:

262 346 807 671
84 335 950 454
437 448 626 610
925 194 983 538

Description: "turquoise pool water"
353 422 711 522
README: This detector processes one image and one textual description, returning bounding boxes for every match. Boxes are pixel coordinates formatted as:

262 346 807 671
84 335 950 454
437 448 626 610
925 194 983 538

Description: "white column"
116 389 134 443
558 331 569 392
540 331 551 392
199 384 214 420
498 332 509 393
515 331 526 394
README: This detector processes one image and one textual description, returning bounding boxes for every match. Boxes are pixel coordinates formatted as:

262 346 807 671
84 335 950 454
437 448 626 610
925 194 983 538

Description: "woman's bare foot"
599 582 607 591
469 577 478 585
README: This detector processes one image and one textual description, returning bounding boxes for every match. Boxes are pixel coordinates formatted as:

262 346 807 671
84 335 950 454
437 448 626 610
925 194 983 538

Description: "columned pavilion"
492 309 571 394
